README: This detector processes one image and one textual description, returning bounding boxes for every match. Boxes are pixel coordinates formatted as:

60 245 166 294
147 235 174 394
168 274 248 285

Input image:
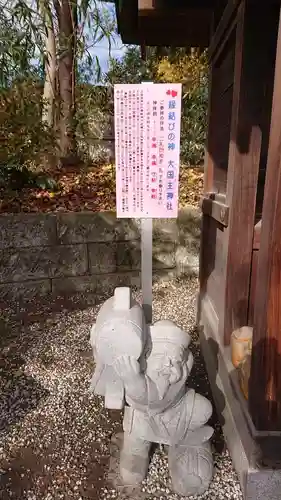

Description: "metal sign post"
141 81 153 325
141 217 153 324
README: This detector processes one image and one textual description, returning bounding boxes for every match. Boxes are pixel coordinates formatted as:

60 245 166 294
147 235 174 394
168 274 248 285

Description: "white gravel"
0 277 242 500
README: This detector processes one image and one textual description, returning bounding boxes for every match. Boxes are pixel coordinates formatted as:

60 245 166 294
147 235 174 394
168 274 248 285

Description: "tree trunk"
40 0 57 127
43 22 57 125
58 0 77 162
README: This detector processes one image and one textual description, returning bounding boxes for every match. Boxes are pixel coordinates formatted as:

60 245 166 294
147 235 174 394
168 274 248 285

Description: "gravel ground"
0 277 242 500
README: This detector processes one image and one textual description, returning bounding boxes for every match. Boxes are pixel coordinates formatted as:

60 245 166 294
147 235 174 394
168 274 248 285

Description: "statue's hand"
113 355 141 381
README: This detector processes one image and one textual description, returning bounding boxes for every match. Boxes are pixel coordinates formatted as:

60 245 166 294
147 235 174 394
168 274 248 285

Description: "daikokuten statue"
90 287 214 497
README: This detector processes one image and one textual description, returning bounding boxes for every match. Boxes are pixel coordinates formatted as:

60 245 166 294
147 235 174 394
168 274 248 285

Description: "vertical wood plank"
222 1 273 344
203 62 215 194
199 7 236 325
203 11 216 194
199 12 215 304
249 5 281 432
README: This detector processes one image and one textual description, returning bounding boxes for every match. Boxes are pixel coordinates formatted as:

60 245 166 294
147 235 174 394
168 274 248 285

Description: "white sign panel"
114 83 182 218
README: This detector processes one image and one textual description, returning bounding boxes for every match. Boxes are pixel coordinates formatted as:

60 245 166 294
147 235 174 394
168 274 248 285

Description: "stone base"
199 297 281 500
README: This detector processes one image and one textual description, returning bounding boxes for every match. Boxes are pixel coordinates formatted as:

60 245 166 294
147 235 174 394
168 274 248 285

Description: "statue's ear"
169 363 182 384
186 351 194 374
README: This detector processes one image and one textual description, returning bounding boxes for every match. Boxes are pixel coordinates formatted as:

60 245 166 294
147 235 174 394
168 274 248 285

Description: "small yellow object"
237 354 251 400
230 326 253 368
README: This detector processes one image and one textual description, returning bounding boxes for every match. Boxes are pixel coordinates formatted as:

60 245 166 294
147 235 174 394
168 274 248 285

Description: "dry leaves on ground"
0 164 204 214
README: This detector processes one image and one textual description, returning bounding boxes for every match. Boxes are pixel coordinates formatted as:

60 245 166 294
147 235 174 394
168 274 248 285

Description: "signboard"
114 83 182 219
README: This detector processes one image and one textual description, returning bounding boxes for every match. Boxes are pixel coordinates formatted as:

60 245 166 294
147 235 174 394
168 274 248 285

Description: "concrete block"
152 206 201 244
178 208 201 252
88 242 117 274
0 207 201 297
94 272 140 293
0 213 57 249
175 246 199 276
52 244 88 278
247 469 281 500
52 275 98 294
57 212 140 244
117 241 141 271
52 272 141 296
0 244 88 282
0 279 51 300
153 219 180 243
116 218 141 242
152 241 176 269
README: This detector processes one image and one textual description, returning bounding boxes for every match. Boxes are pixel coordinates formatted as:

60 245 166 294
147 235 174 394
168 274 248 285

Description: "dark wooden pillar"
223 1 275 344
203 61 215 194
140 43 147 61
249 5 281 432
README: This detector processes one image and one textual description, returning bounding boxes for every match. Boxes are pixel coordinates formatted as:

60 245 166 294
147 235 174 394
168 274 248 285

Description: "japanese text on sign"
114 83 182 219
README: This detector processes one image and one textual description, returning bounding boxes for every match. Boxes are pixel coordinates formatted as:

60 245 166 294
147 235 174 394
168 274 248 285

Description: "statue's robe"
124 369 213 446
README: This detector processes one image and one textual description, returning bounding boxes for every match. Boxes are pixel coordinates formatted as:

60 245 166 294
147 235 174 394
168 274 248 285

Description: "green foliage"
104 45 162 85
155 49 208 165
105 46 145 84
0 163 59 191
0 79 58 188
75 84 114 163
181 82 208 165
0 0 116 181
77 0 116 83
106 47 208 166
1 0 208 194
0 7 41 88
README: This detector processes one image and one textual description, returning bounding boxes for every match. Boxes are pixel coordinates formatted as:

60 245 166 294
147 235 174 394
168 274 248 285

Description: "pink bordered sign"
114 83 182 219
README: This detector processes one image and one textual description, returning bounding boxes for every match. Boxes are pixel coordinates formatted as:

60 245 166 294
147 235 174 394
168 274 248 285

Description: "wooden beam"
223 1 275 344
249 5 281 432
120 18 211 47
248 221 262 326
138 0 153 10
138 0 214 12
209 0 241 61
201 194 229 227
140 43 147 61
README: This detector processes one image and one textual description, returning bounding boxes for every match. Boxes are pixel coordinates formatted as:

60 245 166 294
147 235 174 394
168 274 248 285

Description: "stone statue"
90 287 214 497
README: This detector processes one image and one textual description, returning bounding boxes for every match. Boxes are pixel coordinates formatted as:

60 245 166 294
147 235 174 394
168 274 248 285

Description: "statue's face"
146 352 183 400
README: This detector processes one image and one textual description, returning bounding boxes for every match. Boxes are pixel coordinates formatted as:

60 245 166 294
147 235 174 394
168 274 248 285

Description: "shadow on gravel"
0 291 109 327
0 351 49 434
188 328 226 454
0 290 117 500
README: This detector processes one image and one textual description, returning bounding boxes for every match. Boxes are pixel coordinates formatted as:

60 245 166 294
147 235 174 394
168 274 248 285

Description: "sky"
90 1 127 74
27 0 127 80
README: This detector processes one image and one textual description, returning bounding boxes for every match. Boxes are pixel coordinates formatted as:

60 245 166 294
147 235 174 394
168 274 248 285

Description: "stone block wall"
0 207 201 301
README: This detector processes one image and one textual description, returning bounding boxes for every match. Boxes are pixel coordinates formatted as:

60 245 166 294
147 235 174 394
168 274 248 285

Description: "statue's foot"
120 433 151 486
168 441 213 496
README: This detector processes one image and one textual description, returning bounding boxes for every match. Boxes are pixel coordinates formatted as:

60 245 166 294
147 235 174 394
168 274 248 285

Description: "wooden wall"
200 0 281 432
209 31 235 194
249 4 281 432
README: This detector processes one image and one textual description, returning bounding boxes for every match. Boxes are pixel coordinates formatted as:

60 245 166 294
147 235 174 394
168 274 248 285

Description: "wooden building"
114 1 281 498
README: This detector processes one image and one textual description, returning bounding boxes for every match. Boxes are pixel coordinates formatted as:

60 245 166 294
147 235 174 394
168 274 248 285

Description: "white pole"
141 82 153 324
141 218 153 324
